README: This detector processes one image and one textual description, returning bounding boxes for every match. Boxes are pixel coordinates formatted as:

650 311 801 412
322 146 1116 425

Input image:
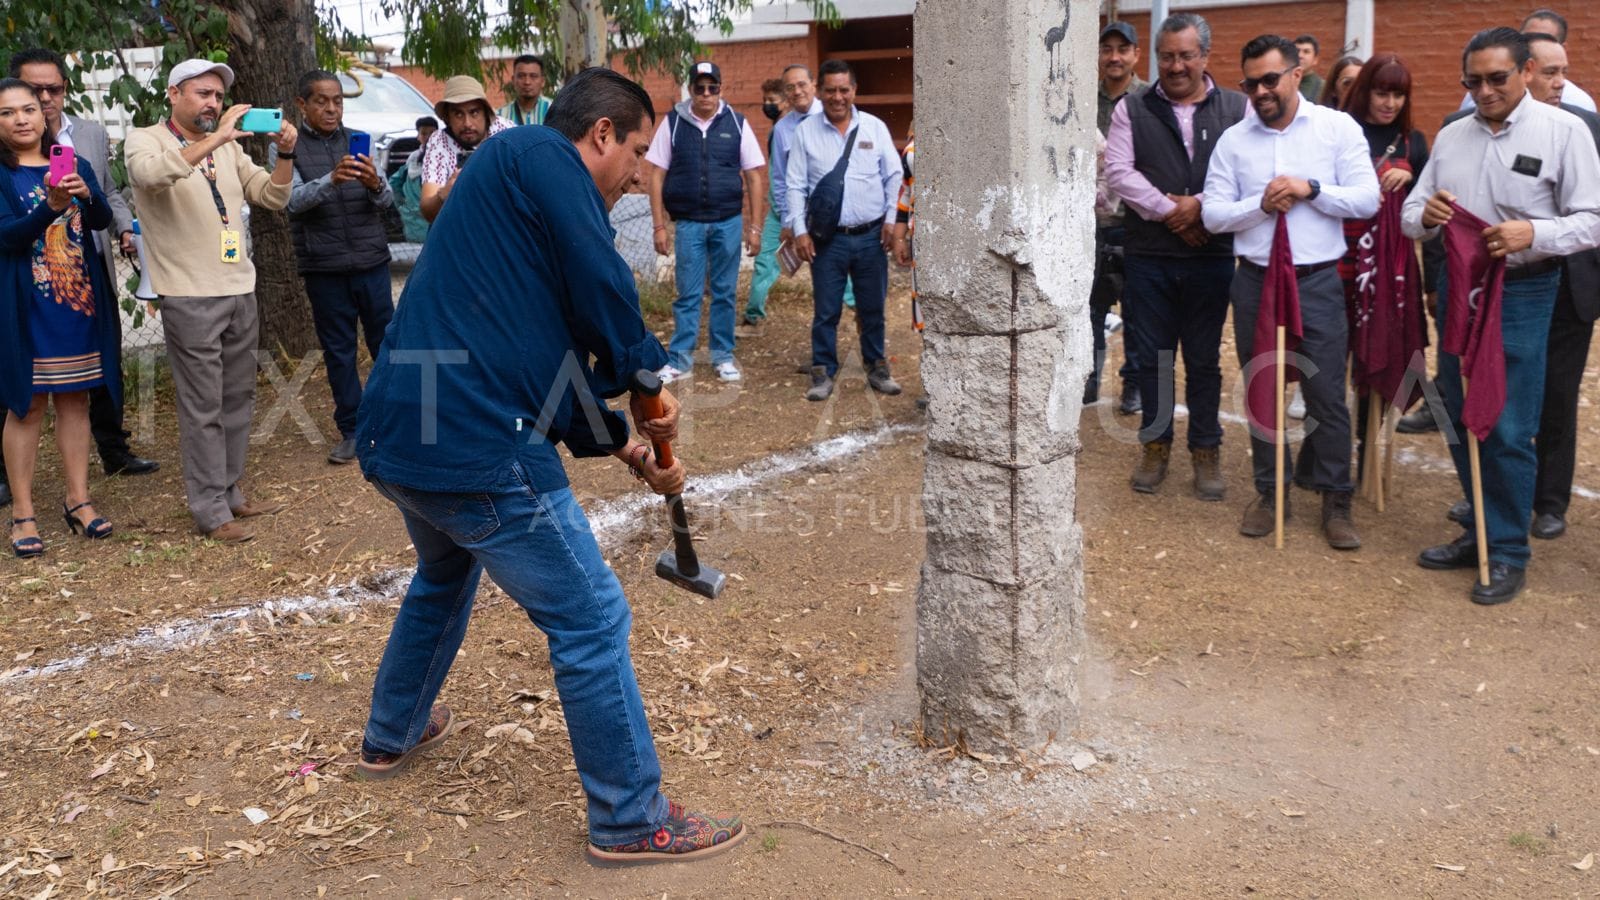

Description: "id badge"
220 229 241 264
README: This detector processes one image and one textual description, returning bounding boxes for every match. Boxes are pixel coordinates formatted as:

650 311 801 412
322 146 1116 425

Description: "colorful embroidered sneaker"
354 705 454 780
586 800 746 866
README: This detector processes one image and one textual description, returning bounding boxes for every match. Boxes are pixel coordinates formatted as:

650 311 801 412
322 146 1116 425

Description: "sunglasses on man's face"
1239 66 1297 94
1461 70 1514 92
692 83 721 96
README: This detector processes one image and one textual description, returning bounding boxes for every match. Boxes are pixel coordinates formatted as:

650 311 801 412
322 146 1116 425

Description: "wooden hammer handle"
631 369 675 469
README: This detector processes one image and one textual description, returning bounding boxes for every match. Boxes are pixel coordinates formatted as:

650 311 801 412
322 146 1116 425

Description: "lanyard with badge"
166 120 241 264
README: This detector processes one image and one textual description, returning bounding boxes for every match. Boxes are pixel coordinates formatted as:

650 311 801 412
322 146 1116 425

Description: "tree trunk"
558 0 608 75
220 0 320 359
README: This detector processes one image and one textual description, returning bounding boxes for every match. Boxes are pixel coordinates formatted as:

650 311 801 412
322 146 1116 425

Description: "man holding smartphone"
269 69 395 465
125 58 297 543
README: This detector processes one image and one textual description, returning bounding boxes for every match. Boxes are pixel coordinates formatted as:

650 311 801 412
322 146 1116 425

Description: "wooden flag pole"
1461 375 1491 586
1382 406 1398 503
1275 325 1287 549
1371 400 1386 512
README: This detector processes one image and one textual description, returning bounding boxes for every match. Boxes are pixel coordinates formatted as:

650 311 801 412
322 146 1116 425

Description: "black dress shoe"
1418 533 1479 570
1118 381 1142 416
1447 498 1472 527
1530 512 1566 540
104 454 160 476
0 480 11 507
1395 405 1440 434
1470 562 1526 605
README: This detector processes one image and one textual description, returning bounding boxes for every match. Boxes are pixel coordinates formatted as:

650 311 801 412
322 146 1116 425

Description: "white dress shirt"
54 115 76 148
784 106 902 236
1402 92 1600 265
1202 98 1380 266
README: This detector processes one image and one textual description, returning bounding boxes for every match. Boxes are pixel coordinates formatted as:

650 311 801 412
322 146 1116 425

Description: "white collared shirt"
1402 91 1600 264
54 114 75 149
784 106 902 235
1202 97 1380 266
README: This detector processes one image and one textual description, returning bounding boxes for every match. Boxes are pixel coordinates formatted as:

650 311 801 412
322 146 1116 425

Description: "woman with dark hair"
1338 54 1430 492
0 78 119 556
1320 56 1363 109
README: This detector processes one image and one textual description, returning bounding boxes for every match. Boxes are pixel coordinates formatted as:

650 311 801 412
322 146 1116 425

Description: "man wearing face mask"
1203 34 1379 550
420 76 512 222
740 77 789 338
125 59 297 543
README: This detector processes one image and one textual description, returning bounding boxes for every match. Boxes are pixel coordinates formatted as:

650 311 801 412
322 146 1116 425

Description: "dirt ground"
2 269 1599 899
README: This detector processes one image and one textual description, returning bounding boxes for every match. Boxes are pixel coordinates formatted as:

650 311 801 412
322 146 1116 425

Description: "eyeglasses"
692 83 721 96
1461 70 1514 91
1157 50 1204 67
26 82 65 98
1240 66 1298 93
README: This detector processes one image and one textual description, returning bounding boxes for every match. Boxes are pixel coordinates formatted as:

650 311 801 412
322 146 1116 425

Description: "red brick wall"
1110 2 1600 141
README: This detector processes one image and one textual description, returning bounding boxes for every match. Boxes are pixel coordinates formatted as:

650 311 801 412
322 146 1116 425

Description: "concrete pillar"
912 0 1094 754
1344 0 1375 59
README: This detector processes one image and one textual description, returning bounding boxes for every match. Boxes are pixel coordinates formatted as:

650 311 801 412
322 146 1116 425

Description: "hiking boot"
586 800 746 866
1322 491 1361 550
205 520 255 544
1239 491 1288 538
805 366 835 401
1130 441 1171 494
1191 446 1225 501
356 705 455 780
867 361 902 395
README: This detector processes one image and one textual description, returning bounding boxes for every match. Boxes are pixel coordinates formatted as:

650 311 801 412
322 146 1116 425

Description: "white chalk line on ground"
0 423 921 688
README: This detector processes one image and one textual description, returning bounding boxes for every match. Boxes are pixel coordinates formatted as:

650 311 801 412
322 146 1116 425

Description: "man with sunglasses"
646 61 766 384
1104 13 1245 501
1401 27 1600 605
3 48 160 494
1202 34 1379 550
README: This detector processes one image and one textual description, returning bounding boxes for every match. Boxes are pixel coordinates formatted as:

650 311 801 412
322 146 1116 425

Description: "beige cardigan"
125 124 291 298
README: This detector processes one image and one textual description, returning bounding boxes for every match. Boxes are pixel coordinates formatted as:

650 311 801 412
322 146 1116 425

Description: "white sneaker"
1288 385 1307 420
657 364 687 384
1105 312 1124 334
715 361 742 382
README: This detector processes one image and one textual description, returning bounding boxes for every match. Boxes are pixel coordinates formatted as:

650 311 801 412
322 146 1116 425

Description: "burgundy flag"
1351 187 1427 410
1441 201 1507 442
1246 215 1303 438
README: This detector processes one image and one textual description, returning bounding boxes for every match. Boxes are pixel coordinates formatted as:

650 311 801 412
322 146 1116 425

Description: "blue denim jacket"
356 126 667 493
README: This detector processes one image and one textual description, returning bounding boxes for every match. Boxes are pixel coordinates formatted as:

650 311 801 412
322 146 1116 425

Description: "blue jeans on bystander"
668 217 742 371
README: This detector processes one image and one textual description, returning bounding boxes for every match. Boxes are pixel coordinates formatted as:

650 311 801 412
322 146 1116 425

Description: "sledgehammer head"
655 549 726 599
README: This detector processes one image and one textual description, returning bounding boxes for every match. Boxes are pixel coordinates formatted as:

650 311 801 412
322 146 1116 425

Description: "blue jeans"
1123 254 1233 448
810 229 888 377
1437 269 1560 568
363 474 668 845
303 264 394 439
745 208 783 321
669 217 741 370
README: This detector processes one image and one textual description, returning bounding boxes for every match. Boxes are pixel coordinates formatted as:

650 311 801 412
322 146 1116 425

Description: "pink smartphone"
49 145 76 186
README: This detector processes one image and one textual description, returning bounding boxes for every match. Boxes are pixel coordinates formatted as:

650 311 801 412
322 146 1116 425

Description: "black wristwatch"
1306 178 1321 201
277 152 297 160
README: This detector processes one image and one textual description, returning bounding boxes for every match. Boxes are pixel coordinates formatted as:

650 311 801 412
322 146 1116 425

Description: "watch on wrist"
1306 179 1321 201
277 151 297 160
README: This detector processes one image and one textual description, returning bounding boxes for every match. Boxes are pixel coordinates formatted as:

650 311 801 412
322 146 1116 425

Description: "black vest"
289 126 391 274
662 105 745 222
1123 84 1247 258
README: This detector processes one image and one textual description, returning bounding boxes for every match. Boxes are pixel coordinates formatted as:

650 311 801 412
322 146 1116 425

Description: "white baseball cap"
168 58 236 91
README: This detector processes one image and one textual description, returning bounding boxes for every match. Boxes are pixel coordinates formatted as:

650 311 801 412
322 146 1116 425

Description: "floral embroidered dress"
11 165 103 392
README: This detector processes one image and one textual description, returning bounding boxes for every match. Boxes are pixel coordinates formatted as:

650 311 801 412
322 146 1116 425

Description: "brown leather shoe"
1130 441 1171 493
206 520 255 543
1191 447 1225 501
1322 491 1361 550
232 500 285 519
1239 491 1288 538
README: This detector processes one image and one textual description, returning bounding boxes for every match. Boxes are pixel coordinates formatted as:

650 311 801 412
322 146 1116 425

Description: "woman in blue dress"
0 79 121 557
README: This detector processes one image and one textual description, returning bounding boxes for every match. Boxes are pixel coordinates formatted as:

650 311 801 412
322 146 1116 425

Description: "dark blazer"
65 115 136 292
0 159 122 417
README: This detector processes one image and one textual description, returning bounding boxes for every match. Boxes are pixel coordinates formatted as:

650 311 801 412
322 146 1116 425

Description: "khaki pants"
159 293 258 533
